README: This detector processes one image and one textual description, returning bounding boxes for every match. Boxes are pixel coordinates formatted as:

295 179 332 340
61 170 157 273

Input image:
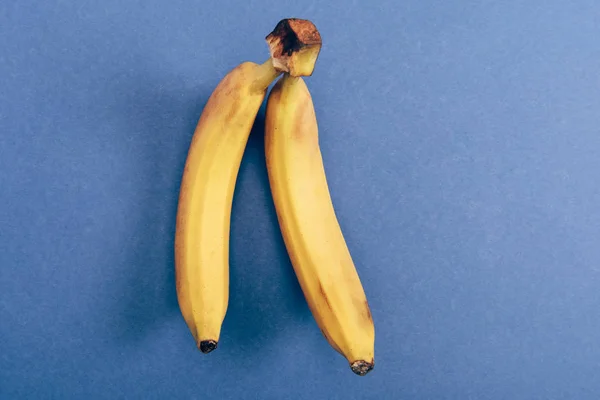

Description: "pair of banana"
175 19 375 376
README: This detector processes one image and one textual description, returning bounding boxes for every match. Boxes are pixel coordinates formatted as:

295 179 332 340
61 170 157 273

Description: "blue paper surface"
1 1 600 398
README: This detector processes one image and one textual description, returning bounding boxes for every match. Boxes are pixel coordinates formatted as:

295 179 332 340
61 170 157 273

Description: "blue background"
1 0 600 398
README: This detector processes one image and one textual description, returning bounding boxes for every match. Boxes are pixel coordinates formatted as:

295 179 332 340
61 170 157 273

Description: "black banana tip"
199 340 218 354
350 360 374 376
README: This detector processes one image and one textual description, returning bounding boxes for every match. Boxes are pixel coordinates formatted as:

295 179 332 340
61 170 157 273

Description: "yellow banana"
175 18 321 354
264 74 375 375
175 59 279 353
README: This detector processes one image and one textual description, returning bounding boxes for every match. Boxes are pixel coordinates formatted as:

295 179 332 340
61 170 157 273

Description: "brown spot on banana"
203 68 246 128
317 283 332 311
292 96 313 142
363 300 373 324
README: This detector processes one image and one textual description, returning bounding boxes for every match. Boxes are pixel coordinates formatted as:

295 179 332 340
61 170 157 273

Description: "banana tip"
199 340 218 354
350 360 374 376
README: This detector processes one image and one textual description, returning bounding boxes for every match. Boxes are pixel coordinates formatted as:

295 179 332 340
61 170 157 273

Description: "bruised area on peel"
204 64 252 126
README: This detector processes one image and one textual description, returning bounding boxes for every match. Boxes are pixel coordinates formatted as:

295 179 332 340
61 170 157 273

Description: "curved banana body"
175 60 279 353
265 75 375 375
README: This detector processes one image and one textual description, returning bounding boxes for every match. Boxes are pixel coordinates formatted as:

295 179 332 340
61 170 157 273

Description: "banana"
264 74 375 375
175 19 321 354
175 59 279 353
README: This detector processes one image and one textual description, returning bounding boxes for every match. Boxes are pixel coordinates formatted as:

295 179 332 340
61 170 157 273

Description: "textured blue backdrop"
1 1 600 398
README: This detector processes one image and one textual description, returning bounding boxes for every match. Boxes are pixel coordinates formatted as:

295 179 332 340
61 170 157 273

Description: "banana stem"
266 18 322 77
278 73 302 98
251 59 281 92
